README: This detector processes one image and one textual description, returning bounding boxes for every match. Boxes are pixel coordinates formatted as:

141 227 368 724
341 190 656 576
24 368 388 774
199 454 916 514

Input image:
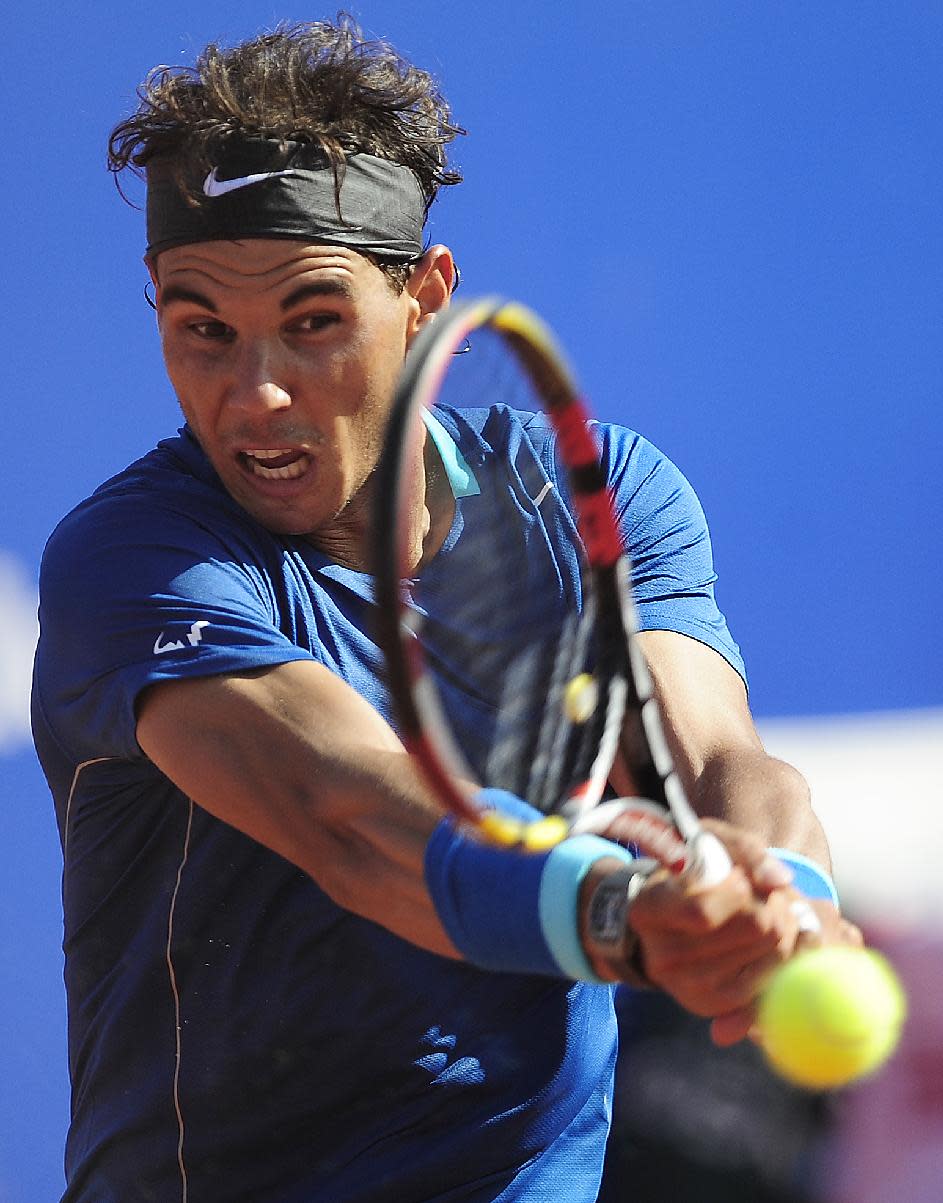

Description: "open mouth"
240 448 312 481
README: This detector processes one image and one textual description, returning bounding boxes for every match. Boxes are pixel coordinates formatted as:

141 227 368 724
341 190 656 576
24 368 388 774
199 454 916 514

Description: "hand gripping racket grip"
685 829 821 933
572 802 822 935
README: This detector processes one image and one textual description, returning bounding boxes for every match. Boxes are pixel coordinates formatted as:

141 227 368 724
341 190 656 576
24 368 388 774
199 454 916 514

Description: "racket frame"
372 298 727 875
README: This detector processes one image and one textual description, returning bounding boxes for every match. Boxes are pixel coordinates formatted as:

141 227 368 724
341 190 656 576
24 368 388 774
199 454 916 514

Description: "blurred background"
1 2 940 1199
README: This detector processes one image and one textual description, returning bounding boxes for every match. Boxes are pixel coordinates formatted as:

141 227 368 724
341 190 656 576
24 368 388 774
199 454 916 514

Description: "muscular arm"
588 629 857 1038
136 660 458 957
633 629 831 868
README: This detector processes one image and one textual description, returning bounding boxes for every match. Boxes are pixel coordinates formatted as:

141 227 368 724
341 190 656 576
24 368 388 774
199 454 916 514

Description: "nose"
226 341 293 414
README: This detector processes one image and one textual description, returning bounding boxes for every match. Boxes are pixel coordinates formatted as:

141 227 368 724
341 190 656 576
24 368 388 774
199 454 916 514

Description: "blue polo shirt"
32 405 743 1202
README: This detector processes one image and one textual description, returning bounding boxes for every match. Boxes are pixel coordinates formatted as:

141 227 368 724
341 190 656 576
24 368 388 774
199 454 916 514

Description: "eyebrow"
279 280 355 311
158 284 218 312
156 279 354 312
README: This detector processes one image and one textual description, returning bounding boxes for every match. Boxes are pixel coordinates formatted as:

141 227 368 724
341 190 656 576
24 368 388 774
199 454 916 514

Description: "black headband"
146 138 426 262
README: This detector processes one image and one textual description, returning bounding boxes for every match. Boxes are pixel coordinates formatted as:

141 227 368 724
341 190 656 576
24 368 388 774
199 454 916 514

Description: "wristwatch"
586 860 658 988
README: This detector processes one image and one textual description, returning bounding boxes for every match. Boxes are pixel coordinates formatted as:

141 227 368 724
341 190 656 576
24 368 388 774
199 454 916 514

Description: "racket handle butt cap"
685 830 732 886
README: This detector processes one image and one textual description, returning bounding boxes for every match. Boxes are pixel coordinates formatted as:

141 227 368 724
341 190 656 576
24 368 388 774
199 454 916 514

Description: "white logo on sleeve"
202 168 296 197
153 620 211 656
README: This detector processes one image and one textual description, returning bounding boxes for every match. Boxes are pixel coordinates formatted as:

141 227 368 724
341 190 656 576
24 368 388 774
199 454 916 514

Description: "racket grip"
684 829 732 886
791 899 823 934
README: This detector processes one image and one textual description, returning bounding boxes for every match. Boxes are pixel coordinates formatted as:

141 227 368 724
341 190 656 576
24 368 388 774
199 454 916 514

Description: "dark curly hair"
109 15 464 286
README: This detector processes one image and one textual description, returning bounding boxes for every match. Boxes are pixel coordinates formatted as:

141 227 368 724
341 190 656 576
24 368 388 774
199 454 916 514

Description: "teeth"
243 450 309 481
250 460 307 480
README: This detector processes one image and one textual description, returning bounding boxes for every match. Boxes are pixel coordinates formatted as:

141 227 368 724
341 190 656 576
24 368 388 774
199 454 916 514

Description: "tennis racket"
370 295 755 892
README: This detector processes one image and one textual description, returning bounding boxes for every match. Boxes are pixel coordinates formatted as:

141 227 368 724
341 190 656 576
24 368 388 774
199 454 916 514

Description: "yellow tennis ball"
758 946 907 1090
563 673 598 724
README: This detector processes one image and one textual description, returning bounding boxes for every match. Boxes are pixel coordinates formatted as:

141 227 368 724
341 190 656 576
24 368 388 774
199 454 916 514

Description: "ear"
404 245 456 344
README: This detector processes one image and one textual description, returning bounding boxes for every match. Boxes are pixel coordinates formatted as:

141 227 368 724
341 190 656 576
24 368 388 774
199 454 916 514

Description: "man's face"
153 239 429 546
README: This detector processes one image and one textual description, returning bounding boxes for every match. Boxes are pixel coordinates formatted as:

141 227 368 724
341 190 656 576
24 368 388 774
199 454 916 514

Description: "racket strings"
402 325 622 815
379 299 704 851
525 598 595 812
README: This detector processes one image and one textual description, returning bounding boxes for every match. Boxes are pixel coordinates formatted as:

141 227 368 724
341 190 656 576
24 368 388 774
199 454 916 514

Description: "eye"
187 318 234 341
288 312 342 335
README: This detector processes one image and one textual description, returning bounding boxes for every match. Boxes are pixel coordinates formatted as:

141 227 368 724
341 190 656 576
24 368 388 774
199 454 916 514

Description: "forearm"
137 661 457 957
691 747 832 872
634 630 833 872
580 632 849 1014
285 742 454 953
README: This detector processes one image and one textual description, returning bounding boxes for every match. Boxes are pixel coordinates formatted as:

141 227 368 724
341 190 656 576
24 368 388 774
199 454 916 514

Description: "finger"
710 1004 757 1047
839 918 864 946
699 819 793 895
736 927 861 1050
807 901 864 947
789 900 863 954
642 894 798 977
650 934 796 1016
630 866 758 936
713 941 798 1010
631 870 804 948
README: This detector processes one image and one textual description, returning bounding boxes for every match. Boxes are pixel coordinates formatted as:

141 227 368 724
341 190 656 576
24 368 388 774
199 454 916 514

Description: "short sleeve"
439 407 746 686
33 494 313 762
596 425 746 683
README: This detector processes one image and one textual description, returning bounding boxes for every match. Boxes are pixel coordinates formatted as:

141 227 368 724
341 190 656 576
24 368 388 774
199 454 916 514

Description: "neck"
305 437 455 573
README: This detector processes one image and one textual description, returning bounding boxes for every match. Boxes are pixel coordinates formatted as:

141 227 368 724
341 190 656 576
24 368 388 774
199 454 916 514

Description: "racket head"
371 298 697 857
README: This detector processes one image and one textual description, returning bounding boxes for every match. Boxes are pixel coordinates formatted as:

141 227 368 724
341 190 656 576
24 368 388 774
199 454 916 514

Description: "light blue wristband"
770 847 839 907
538 835 635 983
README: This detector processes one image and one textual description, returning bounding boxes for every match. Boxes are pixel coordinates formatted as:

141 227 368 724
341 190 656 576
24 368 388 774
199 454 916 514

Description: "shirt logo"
202 168 296 197
153 620 211 656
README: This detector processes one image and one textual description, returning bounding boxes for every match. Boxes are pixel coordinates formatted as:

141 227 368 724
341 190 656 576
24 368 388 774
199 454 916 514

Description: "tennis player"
32 19 857 1202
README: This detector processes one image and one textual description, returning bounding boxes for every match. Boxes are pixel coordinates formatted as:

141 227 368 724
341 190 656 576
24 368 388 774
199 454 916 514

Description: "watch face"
589 875 632 946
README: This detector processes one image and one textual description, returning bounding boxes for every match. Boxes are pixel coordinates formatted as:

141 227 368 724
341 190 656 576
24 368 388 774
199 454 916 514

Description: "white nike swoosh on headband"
202 167 297 197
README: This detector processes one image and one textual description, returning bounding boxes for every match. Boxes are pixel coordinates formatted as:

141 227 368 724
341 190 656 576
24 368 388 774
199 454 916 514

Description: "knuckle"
703 818 765 862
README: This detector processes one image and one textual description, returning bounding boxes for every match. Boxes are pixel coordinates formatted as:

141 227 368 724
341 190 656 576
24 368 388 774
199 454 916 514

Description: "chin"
225 492 324 538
